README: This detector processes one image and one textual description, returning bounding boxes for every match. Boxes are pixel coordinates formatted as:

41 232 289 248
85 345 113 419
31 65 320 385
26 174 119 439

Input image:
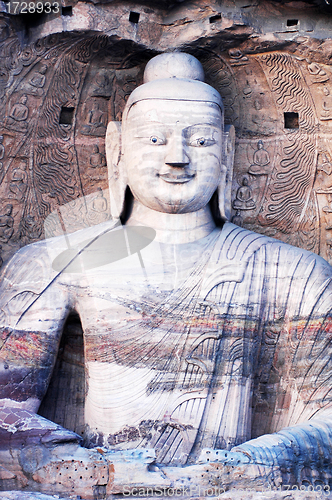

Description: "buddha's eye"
189 136 215 147
150 135 165 145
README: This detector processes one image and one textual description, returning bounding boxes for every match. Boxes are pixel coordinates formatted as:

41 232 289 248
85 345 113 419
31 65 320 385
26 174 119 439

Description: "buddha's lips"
158 172 195 183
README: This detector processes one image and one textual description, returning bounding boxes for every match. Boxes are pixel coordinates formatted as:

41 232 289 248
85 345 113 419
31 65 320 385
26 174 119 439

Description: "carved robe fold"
0 221 332 470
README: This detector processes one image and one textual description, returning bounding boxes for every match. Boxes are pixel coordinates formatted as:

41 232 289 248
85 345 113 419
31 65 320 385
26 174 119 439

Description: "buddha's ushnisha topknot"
143 52 205 83
122 52 223 117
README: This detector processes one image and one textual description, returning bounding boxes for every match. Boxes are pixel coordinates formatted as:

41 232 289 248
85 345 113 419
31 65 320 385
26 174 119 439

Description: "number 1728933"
6 2 60 14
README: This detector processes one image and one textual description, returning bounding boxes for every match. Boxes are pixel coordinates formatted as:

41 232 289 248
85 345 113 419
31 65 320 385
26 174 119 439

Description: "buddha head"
106 52 234 222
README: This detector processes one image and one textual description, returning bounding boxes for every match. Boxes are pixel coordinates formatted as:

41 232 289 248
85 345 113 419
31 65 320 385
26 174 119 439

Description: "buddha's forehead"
125 99 222 129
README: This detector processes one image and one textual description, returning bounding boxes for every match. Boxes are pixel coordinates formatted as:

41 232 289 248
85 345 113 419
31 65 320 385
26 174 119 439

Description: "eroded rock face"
1 2 332 499
1 1 332 265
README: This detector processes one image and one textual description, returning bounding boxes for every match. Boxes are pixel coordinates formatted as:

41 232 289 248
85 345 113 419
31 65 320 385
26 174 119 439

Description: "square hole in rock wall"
129 11 140 23
210 14 222 23
62 6 72 16
59 107 75 125
284 112 299 129
287 19 299 27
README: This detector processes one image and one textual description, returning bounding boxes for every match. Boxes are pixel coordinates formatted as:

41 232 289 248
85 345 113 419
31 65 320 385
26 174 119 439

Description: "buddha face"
122 99 224 214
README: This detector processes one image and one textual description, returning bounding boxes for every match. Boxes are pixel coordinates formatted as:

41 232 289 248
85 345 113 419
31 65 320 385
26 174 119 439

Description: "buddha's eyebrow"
135 120 165 128
133 122 166 134
184 124 220 137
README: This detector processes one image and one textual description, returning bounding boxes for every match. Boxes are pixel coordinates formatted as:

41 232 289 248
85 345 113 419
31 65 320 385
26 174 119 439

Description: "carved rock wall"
1 2 332 498
1 0 332 267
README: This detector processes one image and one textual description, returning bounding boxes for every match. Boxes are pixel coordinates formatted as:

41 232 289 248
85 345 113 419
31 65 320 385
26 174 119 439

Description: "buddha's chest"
72 261 262 375
77 276 219 371
71 264 262 459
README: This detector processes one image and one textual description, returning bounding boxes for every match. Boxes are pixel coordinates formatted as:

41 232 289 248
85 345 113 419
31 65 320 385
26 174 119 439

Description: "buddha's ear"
105 121 127 219
218 124 235 221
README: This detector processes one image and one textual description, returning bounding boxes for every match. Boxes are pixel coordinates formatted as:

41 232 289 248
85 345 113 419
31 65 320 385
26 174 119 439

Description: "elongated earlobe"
218 124 235 220
105 121 127 219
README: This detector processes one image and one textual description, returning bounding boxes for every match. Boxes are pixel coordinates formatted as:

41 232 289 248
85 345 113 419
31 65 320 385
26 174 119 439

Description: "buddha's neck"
126 200 216 244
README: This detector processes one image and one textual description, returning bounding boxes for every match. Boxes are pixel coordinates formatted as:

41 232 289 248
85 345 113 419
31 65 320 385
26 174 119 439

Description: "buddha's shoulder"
0 220 119 285
217 222 332 275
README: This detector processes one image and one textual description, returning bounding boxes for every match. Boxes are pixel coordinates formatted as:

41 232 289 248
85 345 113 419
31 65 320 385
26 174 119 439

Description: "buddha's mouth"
158 172 195 184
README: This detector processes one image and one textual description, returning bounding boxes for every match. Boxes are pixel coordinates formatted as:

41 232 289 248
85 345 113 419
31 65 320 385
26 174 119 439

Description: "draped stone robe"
1 221 332 473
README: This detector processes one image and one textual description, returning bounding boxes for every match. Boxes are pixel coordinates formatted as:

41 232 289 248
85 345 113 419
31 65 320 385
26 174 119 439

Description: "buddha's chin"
152 198 204 214
133 190 207 214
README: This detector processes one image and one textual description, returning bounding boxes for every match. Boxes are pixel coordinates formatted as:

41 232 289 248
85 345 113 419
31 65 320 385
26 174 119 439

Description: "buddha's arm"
231 336 332 485
190 416 332 492
0 244 168 496
213 254 332 488
0 245 77 484
229 339 332 486
230 416 332 484
0 243 71 410
0 244 109 495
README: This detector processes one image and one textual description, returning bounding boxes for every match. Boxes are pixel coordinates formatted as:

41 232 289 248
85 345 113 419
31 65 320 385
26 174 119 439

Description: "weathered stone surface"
2 1 332 498
0 493 71 499
2 1 332 266
1 490 331 499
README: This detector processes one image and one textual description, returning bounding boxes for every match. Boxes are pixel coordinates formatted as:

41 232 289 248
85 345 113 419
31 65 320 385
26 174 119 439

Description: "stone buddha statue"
1 53 332 499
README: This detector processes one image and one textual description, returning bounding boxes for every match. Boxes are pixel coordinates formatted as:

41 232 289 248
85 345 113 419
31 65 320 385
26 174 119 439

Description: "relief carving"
255 52 318 240
320 87 332 121
248 140 270 175
6 94 29 132
232 177 256 211
307 62 329 84
8 159 28 200
200 51 240 128
228 48 248 66
1 9 332 496
0 51 332 498
0 135 4 175
317 151 332 175
81 99 108 137
89 144 106 168
24 64 47 96
0 204 14 243
85 187 110 225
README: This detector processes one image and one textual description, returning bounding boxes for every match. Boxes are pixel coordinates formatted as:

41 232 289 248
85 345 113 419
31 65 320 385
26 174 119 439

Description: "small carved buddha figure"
8 94 29 121
86 187 109 225
317 152 332 176
89 144 106 168
9 160 28 200
231 209 243 227
232 177 256 211
0 204 14 243
7 94 29 132
82 103 107 136
1 53 332 498
307 62 329 84
88 105 105 127
29 64 47 89
25 64 47 97
249 139 270 175
320 87 332 121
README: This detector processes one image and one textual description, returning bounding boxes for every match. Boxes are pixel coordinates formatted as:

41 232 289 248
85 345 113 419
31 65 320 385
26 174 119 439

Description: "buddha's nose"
165 134 190 168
